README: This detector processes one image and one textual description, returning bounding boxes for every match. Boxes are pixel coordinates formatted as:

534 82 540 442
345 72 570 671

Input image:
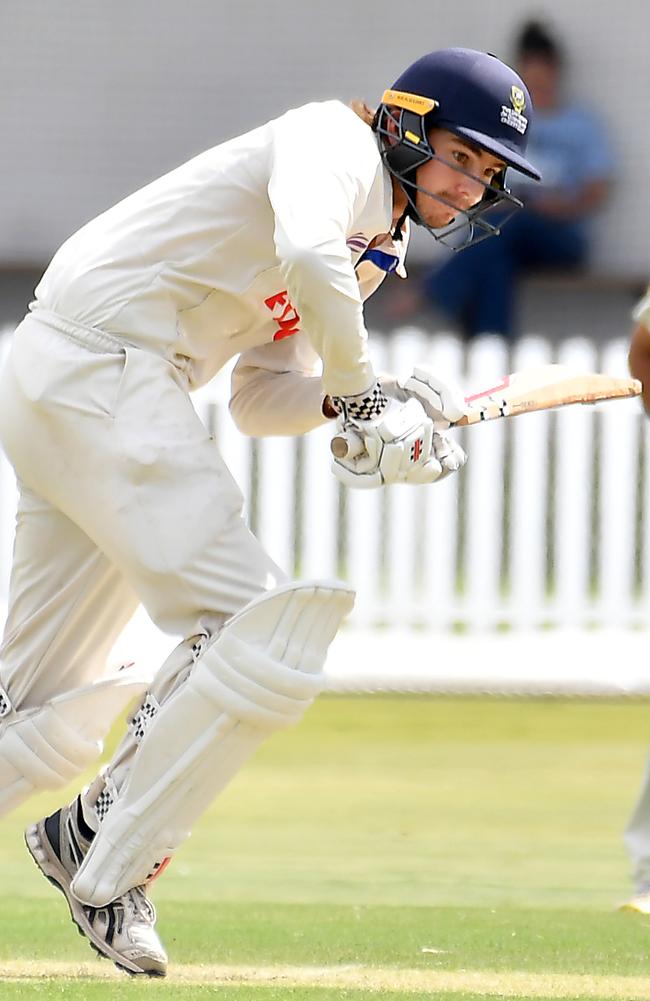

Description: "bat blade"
457 365 641 426
330 366 642 460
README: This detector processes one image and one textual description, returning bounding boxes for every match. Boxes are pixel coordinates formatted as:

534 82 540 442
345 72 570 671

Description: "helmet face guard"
376 50 541 252
376 99 523 251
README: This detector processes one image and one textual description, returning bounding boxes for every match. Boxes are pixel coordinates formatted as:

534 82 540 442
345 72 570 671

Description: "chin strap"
392 205 411 242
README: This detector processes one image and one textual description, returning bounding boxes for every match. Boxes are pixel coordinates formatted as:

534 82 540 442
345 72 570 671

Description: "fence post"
597 338 641 627
462 336 509 628
509 337 553 628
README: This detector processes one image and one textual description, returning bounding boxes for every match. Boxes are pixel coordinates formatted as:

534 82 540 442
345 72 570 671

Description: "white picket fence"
193 328 650 698
192 329 648 625
1 327 650 696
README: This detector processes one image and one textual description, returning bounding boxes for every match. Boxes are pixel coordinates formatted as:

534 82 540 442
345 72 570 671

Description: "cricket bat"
330 365 642 460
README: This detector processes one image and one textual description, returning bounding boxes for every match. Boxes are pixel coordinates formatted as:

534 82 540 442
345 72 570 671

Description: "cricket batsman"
0 48 540 974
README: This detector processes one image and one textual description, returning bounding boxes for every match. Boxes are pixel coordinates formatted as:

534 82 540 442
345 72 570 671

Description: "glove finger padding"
401 364 467 428
432 432 467 480
332 398 438 488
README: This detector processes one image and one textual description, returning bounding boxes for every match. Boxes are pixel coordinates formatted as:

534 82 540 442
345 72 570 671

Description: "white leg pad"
0 669 152 818
72 579 355 905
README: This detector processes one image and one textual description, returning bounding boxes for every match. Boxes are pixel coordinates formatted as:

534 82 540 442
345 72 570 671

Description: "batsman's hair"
349 99 376 127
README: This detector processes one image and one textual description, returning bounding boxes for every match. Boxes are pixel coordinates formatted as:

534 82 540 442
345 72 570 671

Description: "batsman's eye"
484 166 502 182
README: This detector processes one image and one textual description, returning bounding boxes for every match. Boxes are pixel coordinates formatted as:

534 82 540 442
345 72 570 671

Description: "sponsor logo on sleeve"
264 290 301 340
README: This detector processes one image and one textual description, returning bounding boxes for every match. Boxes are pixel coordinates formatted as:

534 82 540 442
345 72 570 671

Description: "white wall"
1 0 648 271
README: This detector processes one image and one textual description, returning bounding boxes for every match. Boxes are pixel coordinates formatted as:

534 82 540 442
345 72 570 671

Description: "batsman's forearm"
229 369 331 437
278 244 376 398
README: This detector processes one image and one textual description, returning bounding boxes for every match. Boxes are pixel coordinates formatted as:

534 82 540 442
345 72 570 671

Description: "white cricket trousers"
0 310 286 715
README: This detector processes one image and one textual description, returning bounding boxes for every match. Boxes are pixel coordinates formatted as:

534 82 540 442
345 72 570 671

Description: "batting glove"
330 383 445 488
381 365 467 478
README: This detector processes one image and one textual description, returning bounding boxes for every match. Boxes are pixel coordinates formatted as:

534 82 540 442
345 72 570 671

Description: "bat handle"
330 429 366 460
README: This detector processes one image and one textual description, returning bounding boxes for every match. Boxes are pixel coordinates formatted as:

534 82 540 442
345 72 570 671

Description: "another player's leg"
620 750 650 913
422 230 513 337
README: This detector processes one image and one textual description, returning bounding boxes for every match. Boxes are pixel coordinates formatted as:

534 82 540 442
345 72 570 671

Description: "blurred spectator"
420 19 616 338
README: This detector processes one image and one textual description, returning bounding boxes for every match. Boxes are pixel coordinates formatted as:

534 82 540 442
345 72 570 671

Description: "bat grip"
330 429 366 460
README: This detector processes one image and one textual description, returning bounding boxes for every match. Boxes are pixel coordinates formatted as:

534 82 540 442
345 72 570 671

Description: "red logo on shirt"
264 290 301 340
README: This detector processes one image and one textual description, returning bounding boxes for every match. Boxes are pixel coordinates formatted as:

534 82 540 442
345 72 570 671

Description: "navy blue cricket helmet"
375 48 542 249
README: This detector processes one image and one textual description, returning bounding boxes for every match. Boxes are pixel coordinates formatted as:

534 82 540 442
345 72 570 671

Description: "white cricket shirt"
34 101 406 434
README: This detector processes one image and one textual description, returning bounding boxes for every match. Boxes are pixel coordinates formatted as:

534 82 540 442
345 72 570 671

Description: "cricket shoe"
619 883 650 915
25 797 167 976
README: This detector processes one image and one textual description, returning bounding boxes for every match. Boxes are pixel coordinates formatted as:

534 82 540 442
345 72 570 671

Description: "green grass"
0 989 563 1001
3 696 650 999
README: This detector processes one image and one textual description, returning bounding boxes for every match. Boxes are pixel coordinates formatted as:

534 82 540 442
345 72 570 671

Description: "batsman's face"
415 129 506 229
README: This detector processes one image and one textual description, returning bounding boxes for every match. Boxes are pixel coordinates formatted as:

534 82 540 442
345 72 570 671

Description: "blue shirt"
513 102 615 199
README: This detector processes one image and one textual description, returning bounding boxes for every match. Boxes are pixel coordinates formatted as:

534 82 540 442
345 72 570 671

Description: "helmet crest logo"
510 85 526 114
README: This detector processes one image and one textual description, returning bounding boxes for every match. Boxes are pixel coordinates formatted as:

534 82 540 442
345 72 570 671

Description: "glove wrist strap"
331 382 389 422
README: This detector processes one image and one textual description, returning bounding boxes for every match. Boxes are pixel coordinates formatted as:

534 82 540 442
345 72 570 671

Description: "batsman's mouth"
419 189 478 229
423 204 458 229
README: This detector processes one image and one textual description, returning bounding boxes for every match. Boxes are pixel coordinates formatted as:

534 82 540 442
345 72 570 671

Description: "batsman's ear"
382 106 402 139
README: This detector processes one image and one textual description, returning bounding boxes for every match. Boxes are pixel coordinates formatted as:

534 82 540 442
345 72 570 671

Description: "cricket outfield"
1 695 650 1000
